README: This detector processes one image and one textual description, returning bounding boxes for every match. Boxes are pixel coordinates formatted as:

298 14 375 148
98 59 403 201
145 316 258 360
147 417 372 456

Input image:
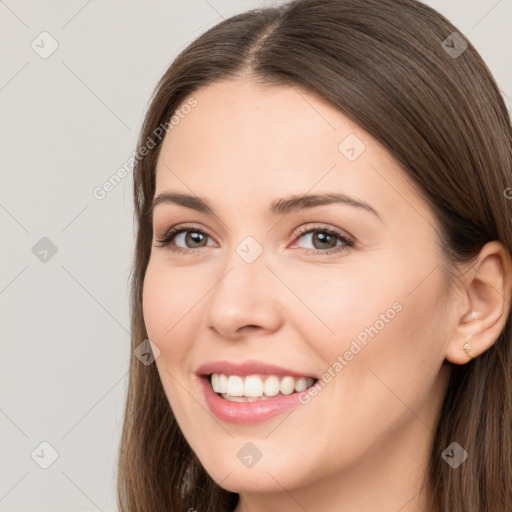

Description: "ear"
445 241 512 365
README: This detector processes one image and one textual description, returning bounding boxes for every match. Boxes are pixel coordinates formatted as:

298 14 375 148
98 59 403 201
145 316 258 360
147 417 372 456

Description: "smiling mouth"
206 373 319 402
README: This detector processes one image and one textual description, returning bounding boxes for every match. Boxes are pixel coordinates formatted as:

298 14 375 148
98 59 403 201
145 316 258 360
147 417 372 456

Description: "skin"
142 77 512 512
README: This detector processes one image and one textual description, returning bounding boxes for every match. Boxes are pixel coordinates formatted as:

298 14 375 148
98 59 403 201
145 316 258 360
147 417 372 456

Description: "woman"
117 0 512 510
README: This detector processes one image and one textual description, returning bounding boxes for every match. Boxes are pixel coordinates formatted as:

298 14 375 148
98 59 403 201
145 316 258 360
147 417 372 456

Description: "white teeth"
295 377 308 392
218 374 228 394
263 375 280 397
226 375 244 396
244 375 264 397
209 373 316 400
222 395 262 402
279 376 296 395
211 373 220 392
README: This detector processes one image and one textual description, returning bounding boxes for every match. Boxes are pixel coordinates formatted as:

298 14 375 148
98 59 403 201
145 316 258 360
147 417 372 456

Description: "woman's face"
143 78 454 498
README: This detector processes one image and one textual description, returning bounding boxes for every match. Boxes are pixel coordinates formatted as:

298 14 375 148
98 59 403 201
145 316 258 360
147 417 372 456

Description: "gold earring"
463 343 473 358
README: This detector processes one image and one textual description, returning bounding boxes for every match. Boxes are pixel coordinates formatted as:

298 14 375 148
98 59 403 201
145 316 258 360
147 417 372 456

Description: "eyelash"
155 223 355 256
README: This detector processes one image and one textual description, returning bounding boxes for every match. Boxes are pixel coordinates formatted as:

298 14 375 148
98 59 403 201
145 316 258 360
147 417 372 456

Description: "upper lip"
196 360 318 379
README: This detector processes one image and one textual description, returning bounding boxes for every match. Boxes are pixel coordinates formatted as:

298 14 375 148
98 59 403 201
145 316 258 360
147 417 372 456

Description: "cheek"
142 265 166 343
292 259 446 386
289 267 446 460
283 265 399 355
142 263 197 353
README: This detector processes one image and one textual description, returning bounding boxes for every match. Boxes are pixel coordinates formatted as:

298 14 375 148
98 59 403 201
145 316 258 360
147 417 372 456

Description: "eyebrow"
151 191 381 220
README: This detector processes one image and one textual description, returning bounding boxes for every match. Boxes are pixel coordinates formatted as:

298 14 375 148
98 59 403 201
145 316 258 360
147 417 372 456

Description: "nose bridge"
205 234 282 338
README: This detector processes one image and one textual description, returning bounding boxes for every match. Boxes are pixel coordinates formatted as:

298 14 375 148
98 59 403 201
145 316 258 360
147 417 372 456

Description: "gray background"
1 1 511 511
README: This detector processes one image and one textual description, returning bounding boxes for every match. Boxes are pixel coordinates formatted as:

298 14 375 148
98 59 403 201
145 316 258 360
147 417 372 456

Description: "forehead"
154 78 431 224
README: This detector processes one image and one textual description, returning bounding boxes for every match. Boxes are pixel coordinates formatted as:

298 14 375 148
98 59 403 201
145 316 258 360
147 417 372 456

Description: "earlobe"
462 339 473 358
444 241 512 365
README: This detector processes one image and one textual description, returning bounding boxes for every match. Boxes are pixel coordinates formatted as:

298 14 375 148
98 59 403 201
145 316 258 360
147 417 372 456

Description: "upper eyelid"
158 222 354 244
159 222 346 234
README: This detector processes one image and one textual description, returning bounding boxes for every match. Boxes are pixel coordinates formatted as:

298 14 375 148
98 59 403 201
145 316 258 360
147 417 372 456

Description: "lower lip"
199 376 305 425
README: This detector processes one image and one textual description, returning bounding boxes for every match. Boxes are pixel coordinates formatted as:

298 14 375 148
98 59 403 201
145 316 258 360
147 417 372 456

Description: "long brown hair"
117 0 512 510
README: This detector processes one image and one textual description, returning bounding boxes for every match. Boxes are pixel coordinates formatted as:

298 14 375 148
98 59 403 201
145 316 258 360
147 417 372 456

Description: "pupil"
314 232 335 249
183 231 337 250
187 232 205 247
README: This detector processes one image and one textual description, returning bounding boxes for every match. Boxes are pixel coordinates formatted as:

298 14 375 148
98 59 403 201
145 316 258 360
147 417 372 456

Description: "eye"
154 224 214 255
154 223 355 256
290 225 355 255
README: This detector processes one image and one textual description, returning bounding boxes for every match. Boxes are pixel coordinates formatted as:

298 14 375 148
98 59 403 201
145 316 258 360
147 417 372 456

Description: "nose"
205 248 283 340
